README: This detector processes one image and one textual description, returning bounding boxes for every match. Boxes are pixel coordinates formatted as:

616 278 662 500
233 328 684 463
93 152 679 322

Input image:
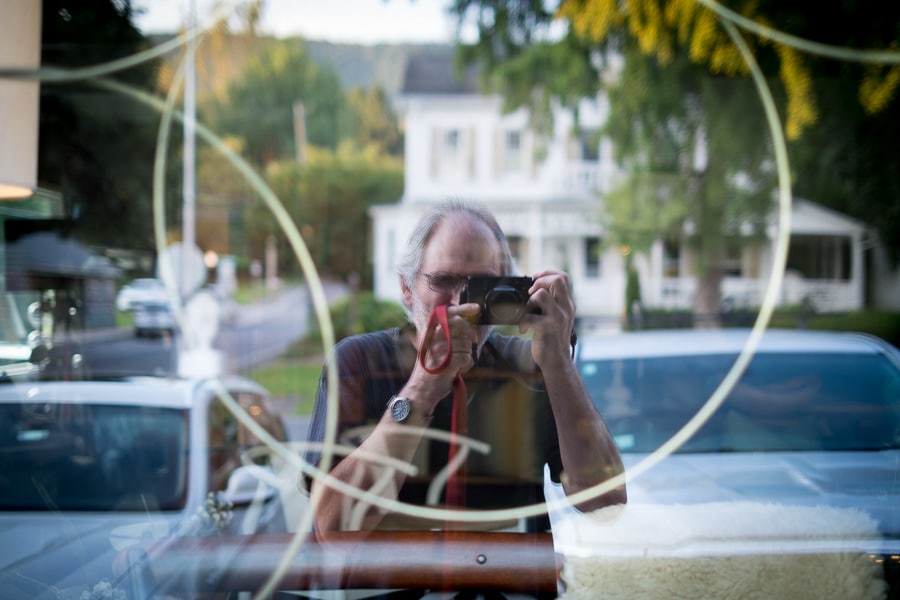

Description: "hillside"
304 39 454 96
149 32 455 102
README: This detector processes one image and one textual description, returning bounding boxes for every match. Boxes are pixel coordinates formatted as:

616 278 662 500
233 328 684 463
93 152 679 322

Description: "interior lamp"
0 1 41 199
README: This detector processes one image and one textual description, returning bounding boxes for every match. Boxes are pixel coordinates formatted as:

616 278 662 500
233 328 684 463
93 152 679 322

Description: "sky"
133 0 461 44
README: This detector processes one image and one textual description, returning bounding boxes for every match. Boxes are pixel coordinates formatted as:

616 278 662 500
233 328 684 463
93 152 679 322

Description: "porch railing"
650 277 860 313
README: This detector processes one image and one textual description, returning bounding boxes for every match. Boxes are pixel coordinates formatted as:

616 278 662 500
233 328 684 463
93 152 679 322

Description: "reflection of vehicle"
0 293 38 381
135 329 896 599
571 328 900 593
116 278 168 312
0 340 37 380
0 375 289 599
133 301 176 337
575 328 900 511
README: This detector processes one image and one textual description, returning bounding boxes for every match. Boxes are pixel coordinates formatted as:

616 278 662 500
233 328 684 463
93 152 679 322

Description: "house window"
432 127 472 180
579 129 600 161
787 235 852 280
504 130 522 173
444 129 460 155
662 237 680 277
722 238 742 277
585 237 601 278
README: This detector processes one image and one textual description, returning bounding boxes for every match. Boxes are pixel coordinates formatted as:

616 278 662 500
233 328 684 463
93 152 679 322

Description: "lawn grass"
115 311 134 328
250 357 322 415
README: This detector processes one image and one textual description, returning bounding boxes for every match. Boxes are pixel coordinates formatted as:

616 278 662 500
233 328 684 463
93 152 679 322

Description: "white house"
370 52 873 329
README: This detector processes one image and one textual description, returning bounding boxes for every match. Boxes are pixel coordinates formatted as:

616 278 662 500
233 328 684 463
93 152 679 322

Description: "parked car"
0 375 289 599
0 339 38 381
133 301 177 337
119 327 900 600
116 278 168 312
566 328 900 595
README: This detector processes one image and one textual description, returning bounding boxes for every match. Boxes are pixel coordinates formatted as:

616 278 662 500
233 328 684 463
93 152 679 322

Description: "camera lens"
485 286 526 324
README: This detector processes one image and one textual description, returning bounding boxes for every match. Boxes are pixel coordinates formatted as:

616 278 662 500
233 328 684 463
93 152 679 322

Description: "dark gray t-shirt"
305 326 562 528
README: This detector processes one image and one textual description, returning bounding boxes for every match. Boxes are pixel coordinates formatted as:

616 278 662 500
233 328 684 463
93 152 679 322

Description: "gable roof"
401 50 481 95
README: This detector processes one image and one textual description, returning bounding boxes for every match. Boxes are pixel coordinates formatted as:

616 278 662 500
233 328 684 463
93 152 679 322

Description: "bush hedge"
633 308 900 348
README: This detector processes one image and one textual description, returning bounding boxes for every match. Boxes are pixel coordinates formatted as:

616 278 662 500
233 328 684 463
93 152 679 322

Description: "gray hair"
397 199 515 290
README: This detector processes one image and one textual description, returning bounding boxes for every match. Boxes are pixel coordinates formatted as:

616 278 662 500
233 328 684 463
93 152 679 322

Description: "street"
73 281 345 441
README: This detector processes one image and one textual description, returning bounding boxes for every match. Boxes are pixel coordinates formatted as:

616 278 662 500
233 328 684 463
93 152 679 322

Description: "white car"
115 278 168 312
133 300 177 337
574 328 900 551
0 375 290 599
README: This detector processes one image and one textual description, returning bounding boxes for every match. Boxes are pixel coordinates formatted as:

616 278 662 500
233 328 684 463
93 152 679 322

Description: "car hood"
621 450 900 538
0 511 190 599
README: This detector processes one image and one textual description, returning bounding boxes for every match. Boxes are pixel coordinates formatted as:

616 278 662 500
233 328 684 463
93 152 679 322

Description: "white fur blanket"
546 481 887 599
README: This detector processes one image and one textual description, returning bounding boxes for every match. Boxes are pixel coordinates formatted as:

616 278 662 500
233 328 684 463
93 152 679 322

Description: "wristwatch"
387 395 412 423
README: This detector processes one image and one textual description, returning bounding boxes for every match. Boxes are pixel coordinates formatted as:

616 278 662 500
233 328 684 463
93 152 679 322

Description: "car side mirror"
220 464 278 507
29 343 49 365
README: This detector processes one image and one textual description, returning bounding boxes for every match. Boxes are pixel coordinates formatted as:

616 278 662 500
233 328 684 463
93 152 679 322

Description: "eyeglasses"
417 271 468 295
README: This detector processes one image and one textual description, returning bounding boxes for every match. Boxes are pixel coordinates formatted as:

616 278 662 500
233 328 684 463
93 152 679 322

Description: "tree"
345 86 404 157
198 35 407 277
557 0 900 259
203 40 351 168
450 1 900 319
245 147 404 287
453 2 776 323
601 42 774 324
556 0 900 140
37 0 175 256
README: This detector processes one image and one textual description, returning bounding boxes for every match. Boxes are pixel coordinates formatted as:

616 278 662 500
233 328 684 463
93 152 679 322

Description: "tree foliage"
345 86 404 156
452 0 900 314
245 147 404 286
37 0 175 255
203 40 351 167
556 0 900 258
600 41 774 320
197 35 407 279
558 0 900 139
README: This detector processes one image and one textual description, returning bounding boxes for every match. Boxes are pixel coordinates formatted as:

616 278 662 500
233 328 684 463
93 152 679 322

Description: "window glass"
787 235 853 280
585 237 602 278
0 403 188 511
579 353 900 453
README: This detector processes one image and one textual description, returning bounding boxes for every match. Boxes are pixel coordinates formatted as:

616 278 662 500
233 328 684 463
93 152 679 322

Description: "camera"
461 275 534 325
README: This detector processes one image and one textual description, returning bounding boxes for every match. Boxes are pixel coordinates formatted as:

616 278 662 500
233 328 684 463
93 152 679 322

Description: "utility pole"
293 101 307 164
182 0 197 298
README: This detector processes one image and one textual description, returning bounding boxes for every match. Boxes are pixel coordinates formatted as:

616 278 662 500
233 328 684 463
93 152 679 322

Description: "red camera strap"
418 305 467 508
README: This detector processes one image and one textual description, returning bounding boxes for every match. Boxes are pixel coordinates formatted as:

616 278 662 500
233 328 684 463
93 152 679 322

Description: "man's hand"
415 303 481 378
521 270 576 370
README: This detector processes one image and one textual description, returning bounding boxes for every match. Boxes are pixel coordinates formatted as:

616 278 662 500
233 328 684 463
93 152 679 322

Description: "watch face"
389 396 411 422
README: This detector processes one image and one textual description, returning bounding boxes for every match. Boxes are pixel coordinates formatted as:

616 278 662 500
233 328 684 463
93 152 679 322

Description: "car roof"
576 328 899 361
0 375 269 409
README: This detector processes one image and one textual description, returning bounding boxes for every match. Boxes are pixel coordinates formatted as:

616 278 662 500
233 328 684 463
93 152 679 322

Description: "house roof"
790 198 868 235
401 50 481 95
5 230 121 291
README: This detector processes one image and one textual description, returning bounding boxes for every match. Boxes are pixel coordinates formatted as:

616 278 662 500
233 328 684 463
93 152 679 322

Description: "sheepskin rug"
547 497 887 600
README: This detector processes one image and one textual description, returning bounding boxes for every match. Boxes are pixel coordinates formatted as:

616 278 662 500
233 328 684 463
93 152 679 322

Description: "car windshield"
0 403 188 511
579 352 900 454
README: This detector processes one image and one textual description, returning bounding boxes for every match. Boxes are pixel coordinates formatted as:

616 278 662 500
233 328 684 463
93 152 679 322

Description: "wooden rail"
146 530 559 596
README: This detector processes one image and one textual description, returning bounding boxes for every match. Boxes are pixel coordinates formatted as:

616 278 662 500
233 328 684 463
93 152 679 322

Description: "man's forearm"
543 360 627 509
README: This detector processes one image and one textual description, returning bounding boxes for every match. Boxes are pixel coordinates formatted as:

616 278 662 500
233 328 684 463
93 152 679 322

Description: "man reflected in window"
305 200 626 535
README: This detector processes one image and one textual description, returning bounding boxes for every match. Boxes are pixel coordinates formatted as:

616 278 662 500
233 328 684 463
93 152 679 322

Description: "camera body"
461 275 534 325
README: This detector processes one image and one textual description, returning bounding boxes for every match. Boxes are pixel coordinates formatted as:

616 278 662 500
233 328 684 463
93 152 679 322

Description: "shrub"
308 291 407 342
